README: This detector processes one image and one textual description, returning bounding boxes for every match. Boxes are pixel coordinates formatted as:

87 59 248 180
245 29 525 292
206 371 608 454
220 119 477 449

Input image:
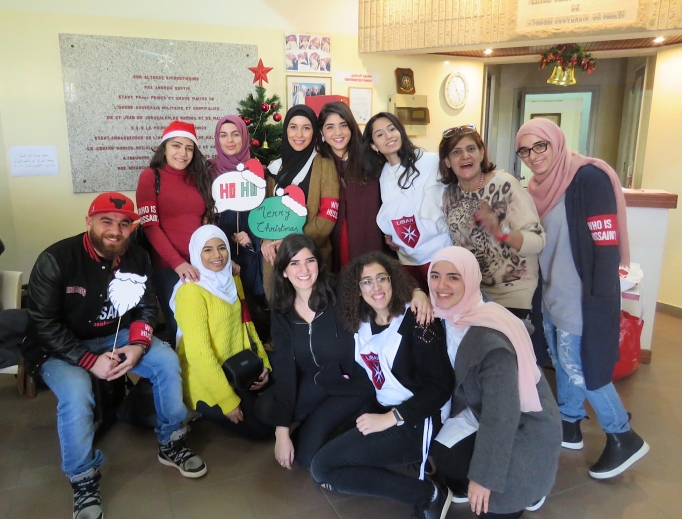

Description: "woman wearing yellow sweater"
170 225 273 439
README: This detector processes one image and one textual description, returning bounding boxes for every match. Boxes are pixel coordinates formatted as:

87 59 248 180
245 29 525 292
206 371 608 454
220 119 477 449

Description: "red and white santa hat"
282 185 308 217
161 120 198 145
238 158 266 189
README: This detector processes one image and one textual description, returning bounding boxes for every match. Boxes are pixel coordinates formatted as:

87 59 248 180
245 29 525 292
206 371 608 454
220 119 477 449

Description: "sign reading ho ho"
211 159 267 212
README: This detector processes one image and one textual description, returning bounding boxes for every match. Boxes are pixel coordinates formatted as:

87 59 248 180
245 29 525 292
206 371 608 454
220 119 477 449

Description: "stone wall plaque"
59 34 258 193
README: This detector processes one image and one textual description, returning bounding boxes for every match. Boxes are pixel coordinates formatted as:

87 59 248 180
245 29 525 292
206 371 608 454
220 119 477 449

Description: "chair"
0 271 33 395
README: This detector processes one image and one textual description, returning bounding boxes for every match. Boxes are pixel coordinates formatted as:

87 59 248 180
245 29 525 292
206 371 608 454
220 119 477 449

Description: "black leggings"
292 394 369 468
311 420 435 508
196 388 274 441
430 434 524 519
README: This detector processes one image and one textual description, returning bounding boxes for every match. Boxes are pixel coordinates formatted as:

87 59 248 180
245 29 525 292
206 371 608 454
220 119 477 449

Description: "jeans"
196 388 274 441
40 329 187 479
543 316 629 434
310 419 434 508
153 268 179 347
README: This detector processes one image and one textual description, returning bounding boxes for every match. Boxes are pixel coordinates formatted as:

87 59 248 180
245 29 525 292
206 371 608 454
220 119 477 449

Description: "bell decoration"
262 140 269 150
547 65 576 86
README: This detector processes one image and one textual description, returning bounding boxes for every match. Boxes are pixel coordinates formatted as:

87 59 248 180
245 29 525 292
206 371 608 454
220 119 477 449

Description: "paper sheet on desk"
435 407 479 448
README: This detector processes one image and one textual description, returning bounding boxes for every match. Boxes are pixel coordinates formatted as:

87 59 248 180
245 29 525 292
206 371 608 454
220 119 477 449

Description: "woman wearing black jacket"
310 252 454 519
256 234 373 469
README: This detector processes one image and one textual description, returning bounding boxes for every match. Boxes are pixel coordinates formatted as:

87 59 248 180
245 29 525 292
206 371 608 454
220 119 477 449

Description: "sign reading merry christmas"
248 185 307 240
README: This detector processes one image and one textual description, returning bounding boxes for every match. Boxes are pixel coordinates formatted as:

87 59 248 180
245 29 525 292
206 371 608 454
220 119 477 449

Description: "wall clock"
444 71 468 110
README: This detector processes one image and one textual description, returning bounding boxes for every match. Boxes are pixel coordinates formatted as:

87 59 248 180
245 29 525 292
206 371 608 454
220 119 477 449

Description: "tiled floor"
1 313 681 518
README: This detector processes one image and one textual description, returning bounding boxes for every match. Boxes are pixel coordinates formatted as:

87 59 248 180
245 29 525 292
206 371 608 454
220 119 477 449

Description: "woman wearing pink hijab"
515 118 648 480
210 116 266 329
427 246 561 518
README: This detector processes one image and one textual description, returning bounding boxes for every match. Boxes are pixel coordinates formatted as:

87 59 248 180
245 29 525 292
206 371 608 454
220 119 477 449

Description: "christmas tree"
238 86 283 166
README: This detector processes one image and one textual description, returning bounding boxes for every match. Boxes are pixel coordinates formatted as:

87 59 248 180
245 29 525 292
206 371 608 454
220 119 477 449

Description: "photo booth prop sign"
248 185 307 240
212 159 266 212
107 271 149 358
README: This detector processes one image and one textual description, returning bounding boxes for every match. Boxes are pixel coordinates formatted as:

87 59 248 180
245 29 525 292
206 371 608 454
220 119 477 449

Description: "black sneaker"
158 430 207 478
70 470 102 519
588 429 650 479
421 481 453 519
561 419 584 450
448 479 469 504
525 496 546 511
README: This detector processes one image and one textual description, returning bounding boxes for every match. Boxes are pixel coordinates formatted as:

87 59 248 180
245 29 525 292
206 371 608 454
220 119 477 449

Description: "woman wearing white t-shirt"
361 112 450 291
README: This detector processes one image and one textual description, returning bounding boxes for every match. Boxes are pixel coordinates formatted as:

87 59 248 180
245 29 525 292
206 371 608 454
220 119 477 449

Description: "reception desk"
622 189 678 362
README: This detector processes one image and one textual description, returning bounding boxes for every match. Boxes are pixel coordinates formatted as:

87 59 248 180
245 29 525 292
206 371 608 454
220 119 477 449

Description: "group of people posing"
24 101 649 519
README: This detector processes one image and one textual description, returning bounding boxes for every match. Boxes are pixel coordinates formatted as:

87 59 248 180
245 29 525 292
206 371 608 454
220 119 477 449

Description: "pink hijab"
210 115 251 176
515 117 630 267
429 247 542 413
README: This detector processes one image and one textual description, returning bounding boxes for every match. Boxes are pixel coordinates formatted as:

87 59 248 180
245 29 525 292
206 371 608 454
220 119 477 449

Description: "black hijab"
275 105 320 190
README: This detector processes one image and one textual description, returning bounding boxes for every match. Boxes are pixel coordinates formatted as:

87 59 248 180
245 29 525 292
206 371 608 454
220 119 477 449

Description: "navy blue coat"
565 165 622 390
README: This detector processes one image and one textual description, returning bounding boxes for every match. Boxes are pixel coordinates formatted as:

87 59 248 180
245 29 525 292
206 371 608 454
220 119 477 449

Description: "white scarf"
169 225 238 344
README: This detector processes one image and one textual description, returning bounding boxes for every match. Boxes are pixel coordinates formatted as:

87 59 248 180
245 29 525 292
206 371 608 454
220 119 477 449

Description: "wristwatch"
392 408 405 426
496 223 511 242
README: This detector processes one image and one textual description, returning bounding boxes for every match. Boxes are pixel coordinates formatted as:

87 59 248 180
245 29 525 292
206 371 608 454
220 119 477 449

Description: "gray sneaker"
158 428 207 478
70 469 102 519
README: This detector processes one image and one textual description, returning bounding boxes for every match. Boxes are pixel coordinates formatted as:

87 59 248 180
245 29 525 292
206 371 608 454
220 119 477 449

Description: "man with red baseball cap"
24 192 207 519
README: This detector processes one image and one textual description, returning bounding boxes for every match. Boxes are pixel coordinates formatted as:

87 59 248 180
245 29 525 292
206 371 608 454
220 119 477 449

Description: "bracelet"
131 343 150 356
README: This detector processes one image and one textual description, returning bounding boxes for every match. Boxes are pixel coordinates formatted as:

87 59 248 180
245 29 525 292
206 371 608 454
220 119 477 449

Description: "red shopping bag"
613 311 643 381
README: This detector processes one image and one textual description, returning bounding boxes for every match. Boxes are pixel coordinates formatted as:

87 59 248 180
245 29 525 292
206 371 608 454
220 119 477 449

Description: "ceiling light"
653 36 665 43
444 61 450 65
483 49 493 55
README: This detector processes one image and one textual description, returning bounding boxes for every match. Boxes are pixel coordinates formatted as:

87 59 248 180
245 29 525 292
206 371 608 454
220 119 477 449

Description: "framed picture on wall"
530 113 561 127
285 33 331 73
348 87 373 125
286 76 332 111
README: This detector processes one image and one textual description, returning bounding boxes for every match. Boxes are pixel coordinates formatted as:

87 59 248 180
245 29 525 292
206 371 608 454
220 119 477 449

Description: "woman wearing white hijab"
170 225 273 439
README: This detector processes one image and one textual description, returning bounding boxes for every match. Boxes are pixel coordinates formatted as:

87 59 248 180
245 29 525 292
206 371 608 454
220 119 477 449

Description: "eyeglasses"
516 141 549 158
442 124 477 138
359 276 391 292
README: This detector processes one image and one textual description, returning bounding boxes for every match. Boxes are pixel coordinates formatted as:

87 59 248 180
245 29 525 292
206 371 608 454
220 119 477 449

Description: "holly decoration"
238 84 283 165
540 43 597 74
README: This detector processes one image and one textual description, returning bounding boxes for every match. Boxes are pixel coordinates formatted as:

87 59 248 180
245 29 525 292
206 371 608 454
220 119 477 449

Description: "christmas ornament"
251 139 260 147
271 103 277 110
244 118 252 126
273 113 282 122
261 103 270 112
239 114 244 120
262 141 269 150
248 59 273 87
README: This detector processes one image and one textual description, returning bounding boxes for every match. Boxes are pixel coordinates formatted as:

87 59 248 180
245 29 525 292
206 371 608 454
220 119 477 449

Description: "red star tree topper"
248 59 273 87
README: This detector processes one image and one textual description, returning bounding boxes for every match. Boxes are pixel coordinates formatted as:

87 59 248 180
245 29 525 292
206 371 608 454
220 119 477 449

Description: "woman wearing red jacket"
136 120 215 346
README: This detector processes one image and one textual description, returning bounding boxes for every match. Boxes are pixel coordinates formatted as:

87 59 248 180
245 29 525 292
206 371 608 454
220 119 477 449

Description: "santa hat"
161 120 198 145
282 186 308 217
238 158 266 189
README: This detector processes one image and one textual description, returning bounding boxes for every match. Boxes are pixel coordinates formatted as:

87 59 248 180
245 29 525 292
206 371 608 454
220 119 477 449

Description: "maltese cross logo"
360 353 385 389
391 216 420 248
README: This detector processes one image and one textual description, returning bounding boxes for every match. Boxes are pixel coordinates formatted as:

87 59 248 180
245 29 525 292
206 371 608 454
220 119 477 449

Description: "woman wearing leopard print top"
438 126 545 318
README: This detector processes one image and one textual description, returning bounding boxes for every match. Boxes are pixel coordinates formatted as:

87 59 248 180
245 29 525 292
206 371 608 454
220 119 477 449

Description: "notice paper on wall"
9 146 59 177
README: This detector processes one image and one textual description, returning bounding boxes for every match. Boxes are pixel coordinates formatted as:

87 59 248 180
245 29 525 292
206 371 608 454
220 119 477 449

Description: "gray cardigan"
450 326 562 513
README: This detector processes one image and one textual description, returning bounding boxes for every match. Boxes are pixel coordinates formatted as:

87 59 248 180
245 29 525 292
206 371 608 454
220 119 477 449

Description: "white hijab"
169 225 238 344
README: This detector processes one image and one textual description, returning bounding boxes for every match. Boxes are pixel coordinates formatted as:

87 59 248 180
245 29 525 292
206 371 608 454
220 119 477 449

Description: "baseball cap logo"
109 197 127 209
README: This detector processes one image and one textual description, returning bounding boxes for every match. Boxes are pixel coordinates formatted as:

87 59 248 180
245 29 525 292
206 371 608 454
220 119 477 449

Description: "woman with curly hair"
439 126 545 318
136 120 216 345
361 113 450 291
255 234 372 469
311 252 454 519
318 102 383 271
